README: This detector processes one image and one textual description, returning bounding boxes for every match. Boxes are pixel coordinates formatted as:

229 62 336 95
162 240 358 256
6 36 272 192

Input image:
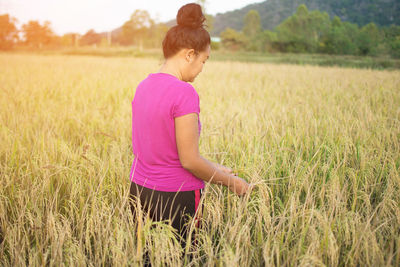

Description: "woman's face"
184 45 210 82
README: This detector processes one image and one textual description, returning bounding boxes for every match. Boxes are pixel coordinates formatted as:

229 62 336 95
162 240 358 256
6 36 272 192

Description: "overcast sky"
0 0 264 35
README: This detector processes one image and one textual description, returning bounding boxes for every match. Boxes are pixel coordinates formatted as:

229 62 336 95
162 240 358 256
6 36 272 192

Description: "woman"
129 3 250 249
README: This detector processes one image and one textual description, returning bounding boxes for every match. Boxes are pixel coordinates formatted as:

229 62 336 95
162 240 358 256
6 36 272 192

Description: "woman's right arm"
175 113 250 196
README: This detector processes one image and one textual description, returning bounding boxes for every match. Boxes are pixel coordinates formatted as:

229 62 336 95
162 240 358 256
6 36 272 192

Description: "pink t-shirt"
129 72 205 192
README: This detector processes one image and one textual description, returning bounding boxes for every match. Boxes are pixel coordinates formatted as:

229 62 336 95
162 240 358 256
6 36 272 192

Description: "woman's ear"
185 49 196 63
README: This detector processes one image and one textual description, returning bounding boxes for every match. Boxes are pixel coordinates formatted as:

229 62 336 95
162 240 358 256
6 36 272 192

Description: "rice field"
0 53 399 266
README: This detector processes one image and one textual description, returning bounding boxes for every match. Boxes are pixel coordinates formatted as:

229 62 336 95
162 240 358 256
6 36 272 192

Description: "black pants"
129 182 202 248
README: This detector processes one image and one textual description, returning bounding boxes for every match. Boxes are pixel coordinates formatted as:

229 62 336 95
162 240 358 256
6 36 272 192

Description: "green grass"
0 54 399 266
8 46 400 70
210 50 400 70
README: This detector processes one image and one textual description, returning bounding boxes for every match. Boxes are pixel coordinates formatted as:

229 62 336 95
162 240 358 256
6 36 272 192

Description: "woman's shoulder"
151 73 197 93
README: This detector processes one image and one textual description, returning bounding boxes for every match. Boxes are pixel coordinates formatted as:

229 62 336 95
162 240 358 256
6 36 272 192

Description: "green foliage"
210 40 220 50
389 37 400 58
220 3 400 58
209 51 400 69
276 5 331 53
205 14 215 32
0 14 18 50
242 10 261 39
259 30 279 52
220 27 248 51
383 25 400 58
357 23 382 56
242 10 263 52
220 10 263 52
211 0 400 36
322 17 358 55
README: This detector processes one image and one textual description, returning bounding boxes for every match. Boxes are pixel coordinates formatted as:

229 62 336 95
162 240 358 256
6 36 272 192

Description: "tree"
220 27 247 51
389 36 400 58
242 10 261 39
357 23 382 55
145 23 169 48
119 10 154 48
259 30 279 52
241 10 263 51
204 14 215 32
321 17 358 55
79 29 101 46
22 20 54 48
276 4 330 53
61 33 80 47
382 25 400 58
0 14 18 50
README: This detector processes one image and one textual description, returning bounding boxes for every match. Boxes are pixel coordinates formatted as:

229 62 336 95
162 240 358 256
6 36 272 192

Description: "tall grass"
0 54 399 266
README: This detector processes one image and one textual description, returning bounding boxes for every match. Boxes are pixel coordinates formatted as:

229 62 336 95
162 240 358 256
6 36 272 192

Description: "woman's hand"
212 163 250 196
228 176 251 196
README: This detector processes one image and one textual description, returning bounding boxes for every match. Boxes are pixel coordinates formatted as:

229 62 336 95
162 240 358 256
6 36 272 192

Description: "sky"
0 0 264 35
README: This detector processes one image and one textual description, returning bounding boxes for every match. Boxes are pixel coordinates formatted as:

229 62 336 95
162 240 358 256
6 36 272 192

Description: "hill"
211 0 400 35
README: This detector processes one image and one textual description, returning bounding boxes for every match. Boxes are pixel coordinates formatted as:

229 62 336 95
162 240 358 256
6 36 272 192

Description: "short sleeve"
172 84 200 118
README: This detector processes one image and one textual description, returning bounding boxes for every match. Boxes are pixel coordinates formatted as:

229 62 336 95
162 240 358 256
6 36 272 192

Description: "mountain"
211 0 400 36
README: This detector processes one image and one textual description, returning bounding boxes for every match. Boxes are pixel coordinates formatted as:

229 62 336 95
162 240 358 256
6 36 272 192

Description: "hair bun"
176 3 206 29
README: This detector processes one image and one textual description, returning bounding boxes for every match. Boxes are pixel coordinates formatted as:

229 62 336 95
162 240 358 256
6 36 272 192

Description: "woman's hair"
162 3 211 59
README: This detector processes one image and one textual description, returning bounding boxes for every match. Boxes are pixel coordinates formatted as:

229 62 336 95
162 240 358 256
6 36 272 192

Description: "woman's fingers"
227 177 250 196
225 167 234 174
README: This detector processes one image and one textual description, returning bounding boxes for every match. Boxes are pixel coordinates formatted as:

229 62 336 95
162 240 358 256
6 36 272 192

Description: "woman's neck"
158 59 183 81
